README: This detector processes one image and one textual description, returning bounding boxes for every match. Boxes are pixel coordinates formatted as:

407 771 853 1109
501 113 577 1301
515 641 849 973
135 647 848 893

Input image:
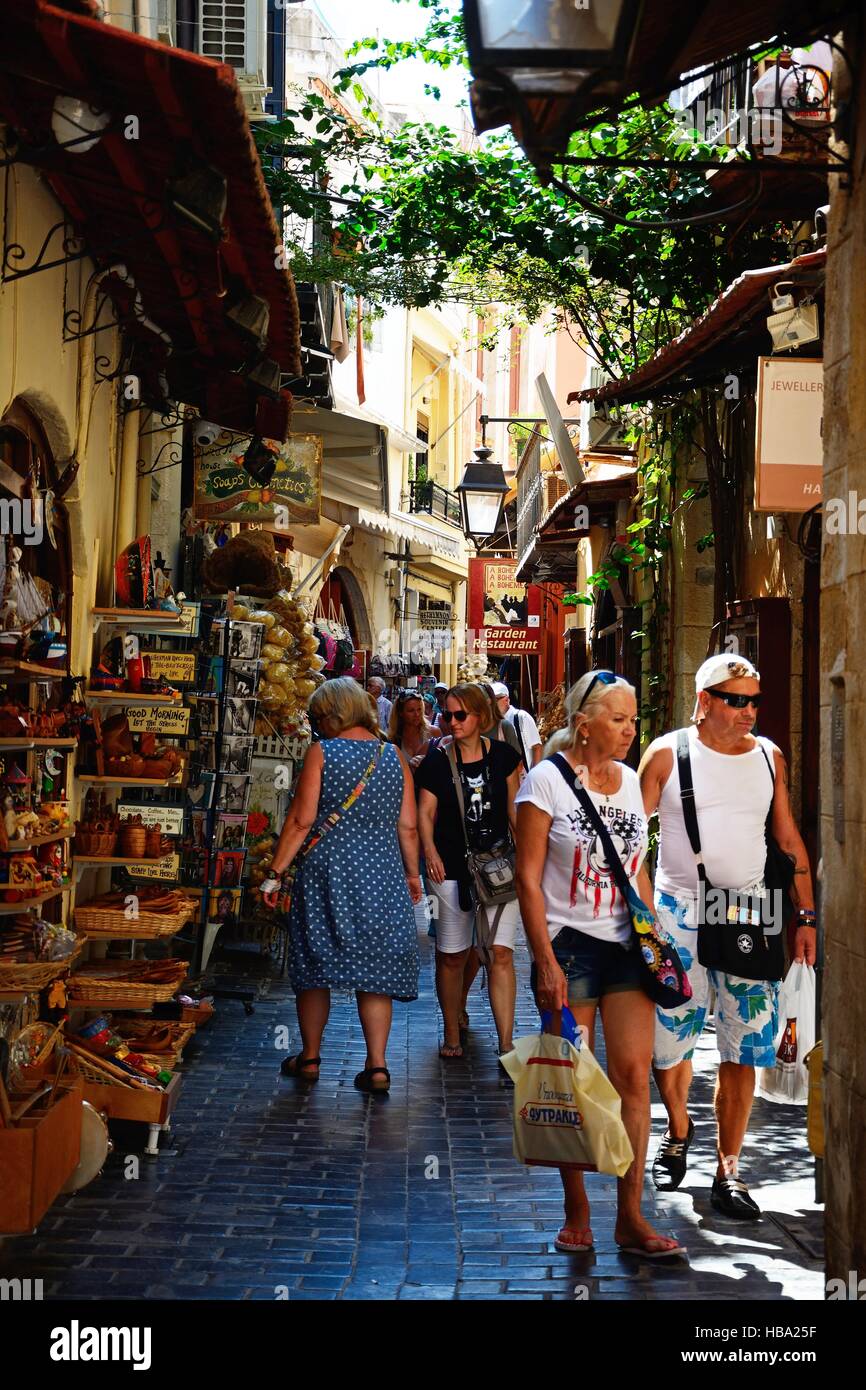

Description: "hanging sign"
467 558 541 654
755 356 823 512
194 433 323 525
126 704 191 735
143 651 198 684
117 804 185 835
126 854 181 882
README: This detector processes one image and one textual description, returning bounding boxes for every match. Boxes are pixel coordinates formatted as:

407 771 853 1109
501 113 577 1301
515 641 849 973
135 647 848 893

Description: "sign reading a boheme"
467 558 541 655
755 356 823 512
194 433 323 525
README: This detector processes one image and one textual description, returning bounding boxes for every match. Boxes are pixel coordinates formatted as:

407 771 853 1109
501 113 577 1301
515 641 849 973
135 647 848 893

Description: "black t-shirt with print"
416 738 521 884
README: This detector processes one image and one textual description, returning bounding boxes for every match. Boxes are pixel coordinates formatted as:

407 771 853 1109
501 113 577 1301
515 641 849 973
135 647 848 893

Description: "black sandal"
281 1054 321 1081
354 1066 390 1094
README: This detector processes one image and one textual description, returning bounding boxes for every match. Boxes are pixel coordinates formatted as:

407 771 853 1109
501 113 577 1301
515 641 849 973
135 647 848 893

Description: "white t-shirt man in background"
492 682 542 771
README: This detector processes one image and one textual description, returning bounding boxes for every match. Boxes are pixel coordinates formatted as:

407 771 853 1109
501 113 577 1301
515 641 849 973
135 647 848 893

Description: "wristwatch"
260 876 281 895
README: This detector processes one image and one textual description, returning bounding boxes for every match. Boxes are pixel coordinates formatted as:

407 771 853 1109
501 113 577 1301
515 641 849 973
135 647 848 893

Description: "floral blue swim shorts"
652 889 780 1069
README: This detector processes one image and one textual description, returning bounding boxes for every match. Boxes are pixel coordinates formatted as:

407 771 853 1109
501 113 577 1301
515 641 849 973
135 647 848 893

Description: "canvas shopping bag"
756 961 816 1105
501 1012 634 1177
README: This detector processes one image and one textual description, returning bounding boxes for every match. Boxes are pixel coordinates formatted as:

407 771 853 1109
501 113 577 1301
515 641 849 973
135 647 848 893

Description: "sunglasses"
440 709 469 724
707 689 762 710
396 689 422 701
578 670 617 710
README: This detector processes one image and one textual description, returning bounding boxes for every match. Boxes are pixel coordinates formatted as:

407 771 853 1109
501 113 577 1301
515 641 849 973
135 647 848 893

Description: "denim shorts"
531 926 644 1006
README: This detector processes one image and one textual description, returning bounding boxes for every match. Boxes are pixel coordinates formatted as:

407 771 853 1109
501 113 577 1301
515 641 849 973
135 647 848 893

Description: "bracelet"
796 910 817 925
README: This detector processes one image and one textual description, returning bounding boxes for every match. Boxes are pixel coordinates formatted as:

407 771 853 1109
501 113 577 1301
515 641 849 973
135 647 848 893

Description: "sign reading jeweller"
755 356 823 512
467 558 541 655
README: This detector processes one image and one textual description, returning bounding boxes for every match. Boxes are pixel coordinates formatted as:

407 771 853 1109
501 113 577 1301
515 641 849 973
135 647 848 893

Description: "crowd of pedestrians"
262 658 816 1257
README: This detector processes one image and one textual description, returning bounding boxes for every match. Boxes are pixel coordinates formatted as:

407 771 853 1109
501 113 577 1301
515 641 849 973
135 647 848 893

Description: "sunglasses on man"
440 709 469 724
707 689 762 710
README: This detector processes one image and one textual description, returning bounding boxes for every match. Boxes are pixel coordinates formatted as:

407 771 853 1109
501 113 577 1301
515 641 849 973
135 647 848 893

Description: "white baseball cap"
692 654 760 720
490 681 510 699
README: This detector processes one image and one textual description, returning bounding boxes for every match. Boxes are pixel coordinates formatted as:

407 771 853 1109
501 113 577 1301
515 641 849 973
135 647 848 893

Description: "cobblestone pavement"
0 931 824 1301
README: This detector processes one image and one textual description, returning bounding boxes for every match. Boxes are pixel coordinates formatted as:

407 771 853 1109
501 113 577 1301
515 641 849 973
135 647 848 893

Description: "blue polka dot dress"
286 738 420 1000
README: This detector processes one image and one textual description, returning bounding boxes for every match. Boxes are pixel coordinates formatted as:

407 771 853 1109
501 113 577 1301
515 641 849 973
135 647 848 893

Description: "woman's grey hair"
564 673 636 739
310 676 378 736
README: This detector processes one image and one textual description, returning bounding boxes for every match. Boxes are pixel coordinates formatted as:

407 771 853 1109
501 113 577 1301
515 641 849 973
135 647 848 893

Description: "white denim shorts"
429 879 522 954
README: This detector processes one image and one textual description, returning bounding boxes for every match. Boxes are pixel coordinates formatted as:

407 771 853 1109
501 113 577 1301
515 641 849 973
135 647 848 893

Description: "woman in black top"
417 682 522 1059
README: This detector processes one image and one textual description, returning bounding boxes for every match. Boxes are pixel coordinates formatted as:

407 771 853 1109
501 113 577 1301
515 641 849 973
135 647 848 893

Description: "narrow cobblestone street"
0 932 823 1302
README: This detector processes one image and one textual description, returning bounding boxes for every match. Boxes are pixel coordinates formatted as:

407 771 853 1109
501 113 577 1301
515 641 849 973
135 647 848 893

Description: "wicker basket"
0 940 84 993
119 827 147 859
73 830 118 857
109 1020 195 1067
66 1042 155 1090
67 961 187 1006
74 901 195 940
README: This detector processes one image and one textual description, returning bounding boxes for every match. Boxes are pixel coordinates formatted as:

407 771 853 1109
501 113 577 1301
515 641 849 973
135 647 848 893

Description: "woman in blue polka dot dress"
264 677 422 1094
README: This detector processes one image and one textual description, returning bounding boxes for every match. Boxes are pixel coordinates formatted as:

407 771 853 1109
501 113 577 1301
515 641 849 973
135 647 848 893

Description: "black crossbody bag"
676 731 788 982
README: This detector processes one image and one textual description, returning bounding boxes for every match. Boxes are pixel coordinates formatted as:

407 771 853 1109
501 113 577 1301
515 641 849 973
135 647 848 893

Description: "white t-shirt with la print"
515 757 648 945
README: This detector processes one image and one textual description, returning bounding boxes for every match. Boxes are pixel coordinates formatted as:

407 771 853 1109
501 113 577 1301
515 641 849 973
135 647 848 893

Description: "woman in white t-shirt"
515 672 685 1261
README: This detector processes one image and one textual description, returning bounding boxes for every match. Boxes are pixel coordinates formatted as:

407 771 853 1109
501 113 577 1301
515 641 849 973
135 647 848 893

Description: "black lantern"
463 0 641 156
455 446 509 549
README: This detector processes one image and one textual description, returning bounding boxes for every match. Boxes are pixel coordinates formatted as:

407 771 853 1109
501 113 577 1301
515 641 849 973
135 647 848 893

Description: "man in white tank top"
639 656 817 1221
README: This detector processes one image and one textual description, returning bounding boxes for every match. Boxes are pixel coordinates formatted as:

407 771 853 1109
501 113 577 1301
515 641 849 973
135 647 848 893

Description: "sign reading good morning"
194 433 323 526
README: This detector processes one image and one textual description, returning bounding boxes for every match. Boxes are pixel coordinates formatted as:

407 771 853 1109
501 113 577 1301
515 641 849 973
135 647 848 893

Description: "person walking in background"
432 681 450 733
263 677 422 1095
366 675 393 731
491 681 543 771
417 683 522 1059
387 690 434 773
639 655 816 1218
515 670 685 1258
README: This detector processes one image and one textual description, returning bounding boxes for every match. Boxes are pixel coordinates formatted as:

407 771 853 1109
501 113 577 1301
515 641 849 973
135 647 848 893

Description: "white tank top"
655 726 775 897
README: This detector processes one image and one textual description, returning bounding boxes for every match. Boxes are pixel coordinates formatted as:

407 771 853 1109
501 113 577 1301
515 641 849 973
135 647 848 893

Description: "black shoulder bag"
676 731 786 981
550 755 692 1009
446 741 517 966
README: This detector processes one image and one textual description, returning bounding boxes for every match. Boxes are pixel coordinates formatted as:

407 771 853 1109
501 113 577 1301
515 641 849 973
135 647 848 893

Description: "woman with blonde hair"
387 690 434 770
417 682 523 1058
263 676 422 1094
515 670 685 1258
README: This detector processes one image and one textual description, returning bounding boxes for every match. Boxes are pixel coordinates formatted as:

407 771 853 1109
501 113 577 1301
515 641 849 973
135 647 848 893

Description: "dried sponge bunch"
230 591 324 740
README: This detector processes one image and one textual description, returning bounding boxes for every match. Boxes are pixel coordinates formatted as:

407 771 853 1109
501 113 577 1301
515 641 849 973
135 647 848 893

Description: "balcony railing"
409 479 462 527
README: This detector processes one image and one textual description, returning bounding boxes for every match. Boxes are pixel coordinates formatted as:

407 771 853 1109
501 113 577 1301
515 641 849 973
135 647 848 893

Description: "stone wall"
821 24 866 1286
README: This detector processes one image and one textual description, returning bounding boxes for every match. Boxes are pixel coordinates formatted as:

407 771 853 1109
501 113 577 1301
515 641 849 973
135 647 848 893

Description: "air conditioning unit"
199 1 269 116
587 408 631 450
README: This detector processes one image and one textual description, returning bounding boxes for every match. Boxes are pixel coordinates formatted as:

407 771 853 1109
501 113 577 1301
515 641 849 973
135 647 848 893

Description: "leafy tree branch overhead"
255 0 791 378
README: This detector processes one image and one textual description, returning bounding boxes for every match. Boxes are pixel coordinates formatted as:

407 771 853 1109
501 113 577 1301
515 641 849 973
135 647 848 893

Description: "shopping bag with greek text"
756 961 816 1105
500 1009 634 1176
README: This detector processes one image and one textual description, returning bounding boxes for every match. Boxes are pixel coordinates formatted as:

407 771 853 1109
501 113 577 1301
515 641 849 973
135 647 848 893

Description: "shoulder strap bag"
676 731 785 982
275 741 383 913
550 754 692 1009
446 741 516 966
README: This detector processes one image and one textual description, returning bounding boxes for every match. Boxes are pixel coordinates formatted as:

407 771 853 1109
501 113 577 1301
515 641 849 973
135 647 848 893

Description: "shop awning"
568 249 826 408
354 508 469 567
469 0 851 155
515 457 637 585
0 1 301 435
291 406 387 513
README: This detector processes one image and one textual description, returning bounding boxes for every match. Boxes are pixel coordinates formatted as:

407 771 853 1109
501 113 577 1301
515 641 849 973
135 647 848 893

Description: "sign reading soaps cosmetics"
126 704 191 735
143 651 198 685
194 432 323 525
755 356 823 512
117 804 185 836
467 558 541 655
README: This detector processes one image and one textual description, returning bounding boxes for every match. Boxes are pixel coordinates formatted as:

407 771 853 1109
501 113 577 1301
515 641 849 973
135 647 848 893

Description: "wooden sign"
173 602 201 637
117 804 185 835
126 704 191 735
755 356 824 512
467 558 542 654
144 651 197 684
125 854 181 882
194 432 323 525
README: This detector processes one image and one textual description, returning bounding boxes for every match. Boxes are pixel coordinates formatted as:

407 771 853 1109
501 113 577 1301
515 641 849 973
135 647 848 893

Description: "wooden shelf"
76 761 186 789
0 884 70 913
92 607 184 628
6 831 73 852
0 737 78 750
85 689 182 706
75 855 166 866
0 661 68 681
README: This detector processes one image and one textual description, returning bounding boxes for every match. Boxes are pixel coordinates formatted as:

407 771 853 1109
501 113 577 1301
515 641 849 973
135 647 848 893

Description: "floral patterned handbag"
551 755 692 1008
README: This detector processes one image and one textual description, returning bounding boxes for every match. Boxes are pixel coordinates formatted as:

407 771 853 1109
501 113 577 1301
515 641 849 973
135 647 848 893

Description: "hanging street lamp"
455 446 510 551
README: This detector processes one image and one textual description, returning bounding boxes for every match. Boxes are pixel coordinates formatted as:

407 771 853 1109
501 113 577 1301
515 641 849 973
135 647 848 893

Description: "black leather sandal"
354 1066 390 1094
280 1054 320 1081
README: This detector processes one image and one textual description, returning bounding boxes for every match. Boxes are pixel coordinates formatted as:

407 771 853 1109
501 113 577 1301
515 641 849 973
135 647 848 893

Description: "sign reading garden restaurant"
195 432 323 526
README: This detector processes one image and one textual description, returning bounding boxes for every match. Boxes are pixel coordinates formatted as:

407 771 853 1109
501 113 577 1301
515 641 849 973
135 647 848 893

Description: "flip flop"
554 1227 594 1253
617 1237 688 1260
